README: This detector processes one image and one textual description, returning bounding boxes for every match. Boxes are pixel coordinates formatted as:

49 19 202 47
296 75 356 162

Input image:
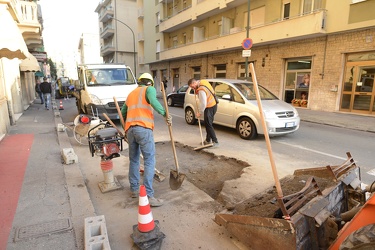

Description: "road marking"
274 141 347 160
366 169 375 176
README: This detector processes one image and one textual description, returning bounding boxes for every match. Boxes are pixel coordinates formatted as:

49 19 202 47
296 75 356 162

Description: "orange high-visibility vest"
197 80 216 108
125 86 154 132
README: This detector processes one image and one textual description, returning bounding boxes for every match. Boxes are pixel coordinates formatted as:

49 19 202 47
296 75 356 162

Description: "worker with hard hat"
121 72 172 207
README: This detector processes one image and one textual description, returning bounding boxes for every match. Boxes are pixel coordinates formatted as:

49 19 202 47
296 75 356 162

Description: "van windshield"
86 68 136 86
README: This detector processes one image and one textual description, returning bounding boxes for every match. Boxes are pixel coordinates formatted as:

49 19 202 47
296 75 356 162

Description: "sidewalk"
1 101 374 250
297 107 375 133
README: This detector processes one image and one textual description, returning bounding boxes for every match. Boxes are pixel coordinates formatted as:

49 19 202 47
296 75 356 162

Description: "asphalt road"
61 97 375 187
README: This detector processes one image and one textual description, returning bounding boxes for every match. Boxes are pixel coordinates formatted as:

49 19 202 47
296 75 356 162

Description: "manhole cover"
15 218 72 241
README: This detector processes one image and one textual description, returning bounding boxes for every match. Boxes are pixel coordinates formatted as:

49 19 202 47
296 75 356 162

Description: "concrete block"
62 148 78 164
54 111 61 117
57 123 66 132
84 215 111 250
53 105 58 110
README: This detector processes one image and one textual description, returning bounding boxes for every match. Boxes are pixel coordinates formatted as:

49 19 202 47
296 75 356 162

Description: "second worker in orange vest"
187 78 219 147
121 73 172 207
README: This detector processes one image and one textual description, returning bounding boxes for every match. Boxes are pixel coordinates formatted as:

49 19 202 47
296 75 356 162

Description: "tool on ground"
112 98 166 182
193 95 213 151
161 82 186 190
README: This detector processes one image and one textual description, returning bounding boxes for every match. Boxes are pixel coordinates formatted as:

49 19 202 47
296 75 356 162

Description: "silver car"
184 79 300 140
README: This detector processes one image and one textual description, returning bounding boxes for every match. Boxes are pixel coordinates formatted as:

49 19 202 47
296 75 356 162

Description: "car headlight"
90 94 103 105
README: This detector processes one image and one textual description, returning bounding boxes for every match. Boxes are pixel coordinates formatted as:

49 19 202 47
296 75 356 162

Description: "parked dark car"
166 85 188 106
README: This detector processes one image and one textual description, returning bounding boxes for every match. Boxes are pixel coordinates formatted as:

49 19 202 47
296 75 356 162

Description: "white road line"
274 140 347 160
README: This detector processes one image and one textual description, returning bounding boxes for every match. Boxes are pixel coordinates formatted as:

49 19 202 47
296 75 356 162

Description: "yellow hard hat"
138 73 154 86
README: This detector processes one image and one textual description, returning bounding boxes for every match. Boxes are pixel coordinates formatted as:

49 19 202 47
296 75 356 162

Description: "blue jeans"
127 126 156 197
37 91 44 104
43 93 51 108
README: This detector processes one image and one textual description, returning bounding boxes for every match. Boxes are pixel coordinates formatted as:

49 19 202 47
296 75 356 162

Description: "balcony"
159 10 327 61
101 44 115 56
99 7 114 23
101 25 114 39
159 0 247 32
2 0 42 49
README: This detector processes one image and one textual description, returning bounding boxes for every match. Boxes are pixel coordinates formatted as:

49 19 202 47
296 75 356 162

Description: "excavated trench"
154 141 335 217
154 141 249 200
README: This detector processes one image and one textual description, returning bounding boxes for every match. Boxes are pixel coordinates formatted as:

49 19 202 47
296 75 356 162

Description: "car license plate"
285 122 294 128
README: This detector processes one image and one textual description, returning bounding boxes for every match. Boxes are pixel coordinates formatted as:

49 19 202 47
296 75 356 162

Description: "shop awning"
20 54 40 72
0 4 29 60
35 71 44 77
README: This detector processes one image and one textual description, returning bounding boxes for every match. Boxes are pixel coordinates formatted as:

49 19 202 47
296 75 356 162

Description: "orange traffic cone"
137 185 155 232
131 185 165 249
59 100 64 110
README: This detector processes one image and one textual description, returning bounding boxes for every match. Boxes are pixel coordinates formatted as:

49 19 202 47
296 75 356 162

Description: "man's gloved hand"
166 114 172 126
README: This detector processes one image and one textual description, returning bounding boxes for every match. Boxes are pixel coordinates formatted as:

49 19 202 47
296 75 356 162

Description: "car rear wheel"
167 97 174 107
236 117 257 140
185 107 197 125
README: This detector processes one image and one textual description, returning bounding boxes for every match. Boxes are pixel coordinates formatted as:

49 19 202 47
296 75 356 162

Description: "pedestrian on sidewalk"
121 72 172 207
40 77 52 110
35 79 44 104
188 78 219 147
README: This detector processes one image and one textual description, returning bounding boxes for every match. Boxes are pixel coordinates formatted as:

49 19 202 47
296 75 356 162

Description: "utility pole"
245 0 250 81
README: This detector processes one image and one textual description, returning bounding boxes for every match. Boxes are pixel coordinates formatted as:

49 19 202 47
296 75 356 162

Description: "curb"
53 104 97 250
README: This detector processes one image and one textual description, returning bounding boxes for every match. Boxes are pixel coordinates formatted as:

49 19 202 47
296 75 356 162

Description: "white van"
74 64 138 120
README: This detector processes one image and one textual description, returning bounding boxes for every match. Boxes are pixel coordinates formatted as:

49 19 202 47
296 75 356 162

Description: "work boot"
130 190 139 198
148 196 163 207
203 140 212 145
212 142 219 148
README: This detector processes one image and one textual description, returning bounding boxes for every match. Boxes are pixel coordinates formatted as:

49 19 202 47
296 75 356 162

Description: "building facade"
0 0 43 140
95 0 148 78
135 0 375 115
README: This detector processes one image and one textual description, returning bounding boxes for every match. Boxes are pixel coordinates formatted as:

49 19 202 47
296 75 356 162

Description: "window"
193 26 205 43
302 0 322 14
192 67 201 79
183 33 187 45
284 59 312 105
172 36 178 48
283 3 290 19
214 64 226 78
156 12 160 25
156 40 160 53
237 62 253 80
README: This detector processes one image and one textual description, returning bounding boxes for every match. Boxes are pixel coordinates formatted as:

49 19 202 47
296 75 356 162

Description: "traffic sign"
242 50 251 57
242 38 253 50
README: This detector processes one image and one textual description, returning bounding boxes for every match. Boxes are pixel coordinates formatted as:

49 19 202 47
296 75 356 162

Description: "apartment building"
95 0 148 77
0 0 43 140
135 0 375 115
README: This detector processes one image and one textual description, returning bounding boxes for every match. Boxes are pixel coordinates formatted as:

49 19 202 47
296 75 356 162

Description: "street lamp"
109 16 137 77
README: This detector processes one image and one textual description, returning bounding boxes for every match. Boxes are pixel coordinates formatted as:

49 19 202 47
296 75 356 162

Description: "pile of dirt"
232 174 336 218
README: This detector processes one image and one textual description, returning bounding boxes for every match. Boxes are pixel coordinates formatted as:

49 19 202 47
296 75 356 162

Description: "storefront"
341 52 375 115
283 58 312 108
